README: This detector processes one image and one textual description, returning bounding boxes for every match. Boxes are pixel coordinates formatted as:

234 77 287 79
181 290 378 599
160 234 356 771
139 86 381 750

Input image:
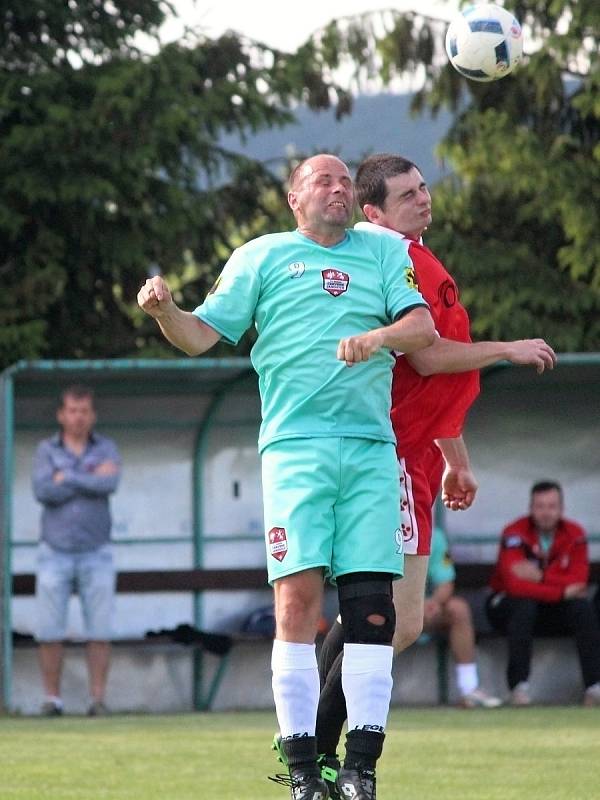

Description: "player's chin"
326 208 351 224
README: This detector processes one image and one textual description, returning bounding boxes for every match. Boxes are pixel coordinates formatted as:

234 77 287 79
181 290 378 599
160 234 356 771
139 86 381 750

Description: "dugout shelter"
1 354 599 712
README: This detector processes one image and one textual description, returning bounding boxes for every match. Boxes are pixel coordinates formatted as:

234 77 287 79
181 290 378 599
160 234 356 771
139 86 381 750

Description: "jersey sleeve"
193 246 261 345
545 527 589 589
380 238 428 321
427 527 456 587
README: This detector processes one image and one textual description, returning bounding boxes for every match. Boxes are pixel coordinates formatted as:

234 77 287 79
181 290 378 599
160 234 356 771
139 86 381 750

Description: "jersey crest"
268 527 288 562
321 269 350 296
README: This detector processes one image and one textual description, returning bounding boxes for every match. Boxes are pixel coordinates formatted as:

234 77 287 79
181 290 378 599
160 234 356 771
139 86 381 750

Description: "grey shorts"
35 542 115 641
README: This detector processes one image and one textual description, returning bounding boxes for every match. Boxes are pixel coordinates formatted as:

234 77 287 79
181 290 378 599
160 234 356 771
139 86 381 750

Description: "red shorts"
398 442 445 556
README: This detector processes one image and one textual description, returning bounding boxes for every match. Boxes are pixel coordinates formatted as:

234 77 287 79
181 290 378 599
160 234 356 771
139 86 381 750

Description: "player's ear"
288 190 299 212
362 203 381 224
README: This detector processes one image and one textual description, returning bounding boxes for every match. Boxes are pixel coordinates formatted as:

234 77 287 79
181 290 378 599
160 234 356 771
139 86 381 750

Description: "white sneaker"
510 681 532 706
460 687 503 708
583 682 600 707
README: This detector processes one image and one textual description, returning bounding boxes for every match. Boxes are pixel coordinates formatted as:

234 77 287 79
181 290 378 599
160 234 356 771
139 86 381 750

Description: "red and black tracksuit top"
489 515 589 603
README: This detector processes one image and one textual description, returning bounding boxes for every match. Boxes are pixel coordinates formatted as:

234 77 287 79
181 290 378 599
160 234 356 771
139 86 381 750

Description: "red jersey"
489 515 589 603
391 238 480 458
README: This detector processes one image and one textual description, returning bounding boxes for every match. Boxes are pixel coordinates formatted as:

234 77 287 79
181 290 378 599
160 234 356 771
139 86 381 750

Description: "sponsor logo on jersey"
268 527 288 561
288 261 305 278
208 275 221 294
322 269 350 296
438 278 457 308
207 273 222 295
504 535 522 548
405 265 418 290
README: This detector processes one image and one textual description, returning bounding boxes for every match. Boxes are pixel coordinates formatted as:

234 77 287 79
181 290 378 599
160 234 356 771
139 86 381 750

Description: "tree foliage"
310 1 600 349
2 1 599 368
0 0 351 368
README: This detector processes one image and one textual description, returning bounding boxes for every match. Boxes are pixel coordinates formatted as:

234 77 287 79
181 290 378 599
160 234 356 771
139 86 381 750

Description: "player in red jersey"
309 155 556 792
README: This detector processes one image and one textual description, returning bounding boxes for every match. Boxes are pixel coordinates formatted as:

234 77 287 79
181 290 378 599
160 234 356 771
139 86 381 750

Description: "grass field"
1 707 599 800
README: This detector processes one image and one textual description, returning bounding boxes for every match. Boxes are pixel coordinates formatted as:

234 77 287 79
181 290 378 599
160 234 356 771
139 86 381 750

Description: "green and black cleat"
335 766 377 800
268 770 330 800
272 734 340 799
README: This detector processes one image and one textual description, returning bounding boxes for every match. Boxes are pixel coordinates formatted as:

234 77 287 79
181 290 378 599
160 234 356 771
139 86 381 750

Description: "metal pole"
0 370 15 713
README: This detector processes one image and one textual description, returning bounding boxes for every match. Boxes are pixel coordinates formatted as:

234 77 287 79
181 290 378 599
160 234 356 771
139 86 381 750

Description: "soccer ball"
445 4 523 82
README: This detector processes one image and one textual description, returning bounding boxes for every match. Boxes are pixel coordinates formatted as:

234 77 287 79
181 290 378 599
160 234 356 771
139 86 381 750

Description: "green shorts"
261 437 404 584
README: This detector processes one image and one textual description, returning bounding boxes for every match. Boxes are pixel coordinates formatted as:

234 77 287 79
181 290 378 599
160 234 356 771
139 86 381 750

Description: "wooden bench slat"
11 563 600 595
12 568 269 595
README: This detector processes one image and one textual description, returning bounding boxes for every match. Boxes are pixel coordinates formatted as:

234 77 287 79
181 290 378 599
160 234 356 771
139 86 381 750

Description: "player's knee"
338 575 395 645
394 616 423 653
446 596 470 624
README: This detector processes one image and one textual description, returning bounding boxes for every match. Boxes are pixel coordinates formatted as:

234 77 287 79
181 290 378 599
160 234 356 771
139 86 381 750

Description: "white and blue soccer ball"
445 4 523 82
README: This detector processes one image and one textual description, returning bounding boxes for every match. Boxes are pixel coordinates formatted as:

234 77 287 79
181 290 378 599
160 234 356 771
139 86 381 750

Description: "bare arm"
138 277 221 356
406 337 557 377
337 306 435 367
436 436 478 511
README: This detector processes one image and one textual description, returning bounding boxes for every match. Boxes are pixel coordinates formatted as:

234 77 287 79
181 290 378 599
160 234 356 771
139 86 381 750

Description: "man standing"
33 385 121 716
487 480 600 706
138 154 435 800
314 154 556 776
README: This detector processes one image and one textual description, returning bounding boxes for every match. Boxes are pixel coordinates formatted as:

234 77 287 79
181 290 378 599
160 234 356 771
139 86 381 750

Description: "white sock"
342 643 393 732
456 663 479 696
271 639 319 738
45 695 63 708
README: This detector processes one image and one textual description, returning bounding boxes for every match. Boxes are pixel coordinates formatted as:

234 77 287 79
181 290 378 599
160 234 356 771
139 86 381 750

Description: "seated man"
486 480 600 706
423 526 501 708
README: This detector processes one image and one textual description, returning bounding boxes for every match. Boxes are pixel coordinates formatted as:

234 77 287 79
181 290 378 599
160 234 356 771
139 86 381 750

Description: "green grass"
1 707 598 799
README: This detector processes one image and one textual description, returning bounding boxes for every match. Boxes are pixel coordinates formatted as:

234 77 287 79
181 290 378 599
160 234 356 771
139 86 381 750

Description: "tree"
0 1 351 368
3 2 599 364
310 2 600 349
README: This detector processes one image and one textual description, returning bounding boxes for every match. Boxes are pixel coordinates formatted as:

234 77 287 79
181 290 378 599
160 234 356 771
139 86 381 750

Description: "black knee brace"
337 573 395 645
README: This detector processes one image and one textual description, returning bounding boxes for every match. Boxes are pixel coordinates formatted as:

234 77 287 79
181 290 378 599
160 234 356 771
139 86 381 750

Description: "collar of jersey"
354 220 423 245
293 229 350 249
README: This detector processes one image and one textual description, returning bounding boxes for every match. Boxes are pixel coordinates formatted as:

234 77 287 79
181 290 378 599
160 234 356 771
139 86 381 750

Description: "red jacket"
489 515 589 603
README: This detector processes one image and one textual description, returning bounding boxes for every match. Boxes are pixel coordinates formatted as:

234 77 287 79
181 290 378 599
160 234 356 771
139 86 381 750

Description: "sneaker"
583 683 600 707
460 687 503 709
87 700 109 716
268 770 329 799
510 681 532 706
40 700 63 717
336 766 376 800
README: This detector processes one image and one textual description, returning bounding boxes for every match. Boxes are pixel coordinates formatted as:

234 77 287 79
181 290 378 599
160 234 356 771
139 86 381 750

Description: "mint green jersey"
194 228 426 452
426 526 456 596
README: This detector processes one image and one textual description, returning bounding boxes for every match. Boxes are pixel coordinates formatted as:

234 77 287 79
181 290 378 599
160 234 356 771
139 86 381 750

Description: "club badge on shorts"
321 269 350 296
268 527 288 561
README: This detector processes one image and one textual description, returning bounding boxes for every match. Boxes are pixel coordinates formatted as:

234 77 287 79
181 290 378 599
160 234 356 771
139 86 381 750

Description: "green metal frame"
0 358 255 713
1 374 14 712
192 368 255 710
2 353 600 712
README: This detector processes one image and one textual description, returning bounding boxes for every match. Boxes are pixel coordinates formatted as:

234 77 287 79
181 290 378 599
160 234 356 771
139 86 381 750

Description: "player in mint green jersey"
138 154 435 800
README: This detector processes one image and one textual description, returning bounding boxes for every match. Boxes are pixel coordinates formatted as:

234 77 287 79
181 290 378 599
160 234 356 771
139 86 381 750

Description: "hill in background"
221 92 453 183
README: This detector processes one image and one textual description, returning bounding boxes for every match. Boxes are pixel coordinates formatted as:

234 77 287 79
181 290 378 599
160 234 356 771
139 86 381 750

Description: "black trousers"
486 593 600 690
